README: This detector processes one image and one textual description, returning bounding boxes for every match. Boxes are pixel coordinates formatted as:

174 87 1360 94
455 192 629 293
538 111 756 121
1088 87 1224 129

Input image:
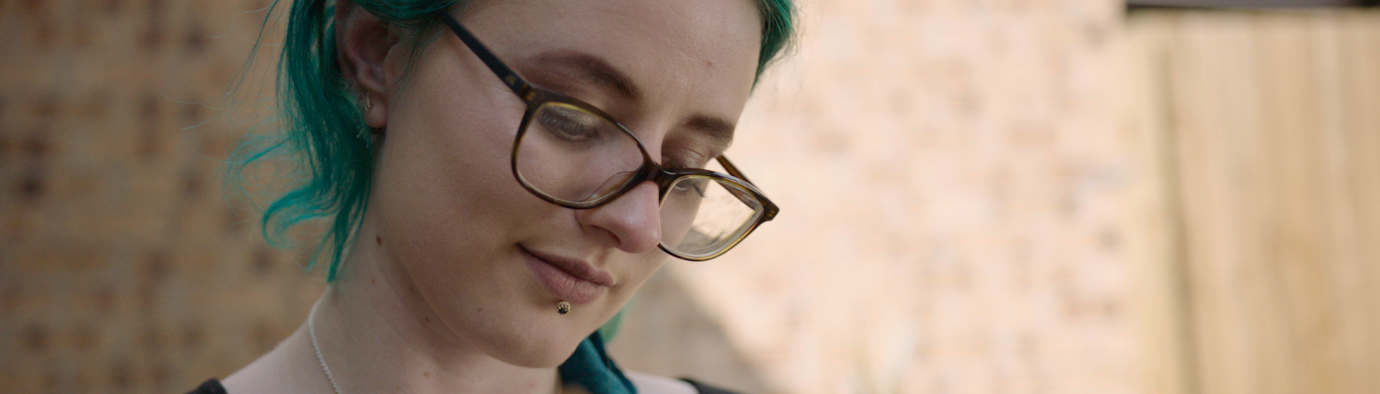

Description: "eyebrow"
531 50 642 101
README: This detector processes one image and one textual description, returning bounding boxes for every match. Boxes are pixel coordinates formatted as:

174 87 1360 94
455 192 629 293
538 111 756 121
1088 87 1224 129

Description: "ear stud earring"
557 301 571 315
357 95 380 143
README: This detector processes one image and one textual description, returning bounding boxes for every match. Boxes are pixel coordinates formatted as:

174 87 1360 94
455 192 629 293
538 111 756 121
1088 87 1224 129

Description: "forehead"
457 0 763 126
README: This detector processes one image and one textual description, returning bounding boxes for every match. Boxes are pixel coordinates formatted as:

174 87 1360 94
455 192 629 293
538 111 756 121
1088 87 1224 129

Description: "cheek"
367 57 547 311
608 254 668 307
375 46 536 248
375 95 519 254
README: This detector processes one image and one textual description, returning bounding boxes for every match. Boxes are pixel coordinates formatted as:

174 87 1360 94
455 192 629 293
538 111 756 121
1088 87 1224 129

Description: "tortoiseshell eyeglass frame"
435 12 778 261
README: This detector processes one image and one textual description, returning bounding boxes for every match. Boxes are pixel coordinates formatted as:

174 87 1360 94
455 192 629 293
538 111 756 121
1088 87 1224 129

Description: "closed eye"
535 105 608 143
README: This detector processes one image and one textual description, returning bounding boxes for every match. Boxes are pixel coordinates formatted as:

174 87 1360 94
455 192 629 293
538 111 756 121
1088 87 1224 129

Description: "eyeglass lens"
514 102 766 258
515 103 644 203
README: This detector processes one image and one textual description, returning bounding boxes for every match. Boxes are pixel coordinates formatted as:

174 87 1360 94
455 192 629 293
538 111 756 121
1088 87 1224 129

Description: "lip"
519 245 614 304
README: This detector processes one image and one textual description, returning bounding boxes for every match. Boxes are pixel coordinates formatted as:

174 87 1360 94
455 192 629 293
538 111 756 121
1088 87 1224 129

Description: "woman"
194 0 793 392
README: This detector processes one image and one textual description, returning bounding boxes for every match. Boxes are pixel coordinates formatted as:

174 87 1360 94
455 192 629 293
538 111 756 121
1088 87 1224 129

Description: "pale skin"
221 0 763 393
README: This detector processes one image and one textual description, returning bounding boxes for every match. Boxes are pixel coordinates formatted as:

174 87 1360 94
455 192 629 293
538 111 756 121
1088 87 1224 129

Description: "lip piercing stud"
557 301 571 315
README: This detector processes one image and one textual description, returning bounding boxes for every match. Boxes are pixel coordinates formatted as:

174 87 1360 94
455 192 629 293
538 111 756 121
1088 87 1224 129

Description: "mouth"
519 245 614 304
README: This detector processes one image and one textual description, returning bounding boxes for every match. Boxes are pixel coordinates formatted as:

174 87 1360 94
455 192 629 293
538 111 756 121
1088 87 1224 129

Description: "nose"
575 181 662 254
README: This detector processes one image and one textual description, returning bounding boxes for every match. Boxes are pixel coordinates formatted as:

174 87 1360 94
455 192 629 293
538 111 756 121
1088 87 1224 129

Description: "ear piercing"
557 301 571 315
356 95 382 143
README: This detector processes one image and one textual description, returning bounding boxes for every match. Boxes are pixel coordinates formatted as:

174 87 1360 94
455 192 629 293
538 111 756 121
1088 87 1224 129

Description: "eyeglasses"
435 12 778 261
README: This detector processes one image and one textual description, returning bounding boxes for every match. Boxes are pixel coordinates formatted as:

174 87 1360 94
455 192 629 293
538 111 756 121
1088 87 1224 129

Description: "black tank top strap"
185 378 228 394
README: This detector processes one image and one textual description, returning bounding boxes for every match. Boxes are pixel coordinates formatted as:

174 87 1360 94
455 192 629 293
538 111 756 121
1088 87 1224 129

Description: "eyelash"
661 147 710 170
530 79 720 170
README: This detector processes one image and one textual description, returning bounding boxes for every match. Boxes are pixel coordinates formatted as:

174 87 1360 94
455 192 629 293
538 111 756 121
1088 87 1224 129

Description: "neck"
224 211 574 394
306 220 568 394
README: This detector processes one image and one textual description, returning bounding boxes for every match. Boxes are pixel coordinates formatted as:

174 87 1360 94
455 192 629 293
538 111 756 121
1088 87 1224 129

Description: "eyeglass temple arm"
436 13 532 99
716 156 756 185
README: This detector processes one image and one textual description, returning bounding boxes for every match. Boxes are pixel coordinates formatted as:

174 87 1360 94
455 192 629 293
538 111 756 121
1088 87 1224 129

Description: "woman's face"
367 0 762 367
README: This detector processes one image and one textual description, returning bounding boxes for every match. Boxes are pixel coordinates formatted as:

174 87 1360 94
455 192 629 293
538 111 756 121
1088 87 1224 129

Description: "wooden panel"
1129 10 1380 394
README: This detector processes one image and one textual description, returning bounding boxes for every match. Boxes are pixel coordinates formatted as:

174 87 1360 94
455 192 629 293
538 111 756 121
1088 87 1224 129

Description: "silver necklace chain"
308 301 345 394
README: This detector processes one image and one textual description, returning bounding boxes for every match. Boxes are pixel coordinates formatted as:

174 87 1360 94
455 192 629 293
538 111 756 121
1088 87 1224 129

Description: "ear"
336 0 403 128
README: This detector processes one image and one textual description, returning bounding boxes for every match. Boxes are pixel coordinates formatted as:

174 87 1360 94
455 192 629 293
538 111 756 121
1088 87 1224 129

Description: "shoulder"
624 370 698 394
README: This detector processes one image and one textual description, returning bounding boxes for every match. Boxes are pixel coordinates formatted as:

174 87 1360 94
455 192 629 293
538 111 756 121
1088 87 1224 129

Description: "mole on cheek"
376 235 383 246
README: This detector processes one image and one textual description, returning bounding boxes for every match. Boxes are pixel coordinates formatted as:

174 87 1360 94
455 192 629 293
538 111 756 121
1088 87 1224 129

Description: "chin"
486 320 592 368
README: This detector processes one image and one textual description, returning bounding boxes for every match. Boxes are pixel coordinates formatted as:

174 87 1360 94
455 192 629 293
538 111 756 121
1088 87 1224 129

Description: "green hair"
226 0 796 283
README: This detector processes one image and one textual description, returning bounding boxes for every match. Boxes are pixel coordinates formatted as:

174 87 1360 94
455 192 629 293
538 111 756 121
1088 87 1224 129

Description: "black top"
187 378 228 394
188 377 743 394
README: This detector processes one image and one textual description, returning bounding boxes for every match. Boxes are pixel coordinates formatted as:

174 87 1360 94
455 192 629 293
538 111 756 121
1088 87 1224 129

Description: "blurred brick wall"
0 0 324 392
